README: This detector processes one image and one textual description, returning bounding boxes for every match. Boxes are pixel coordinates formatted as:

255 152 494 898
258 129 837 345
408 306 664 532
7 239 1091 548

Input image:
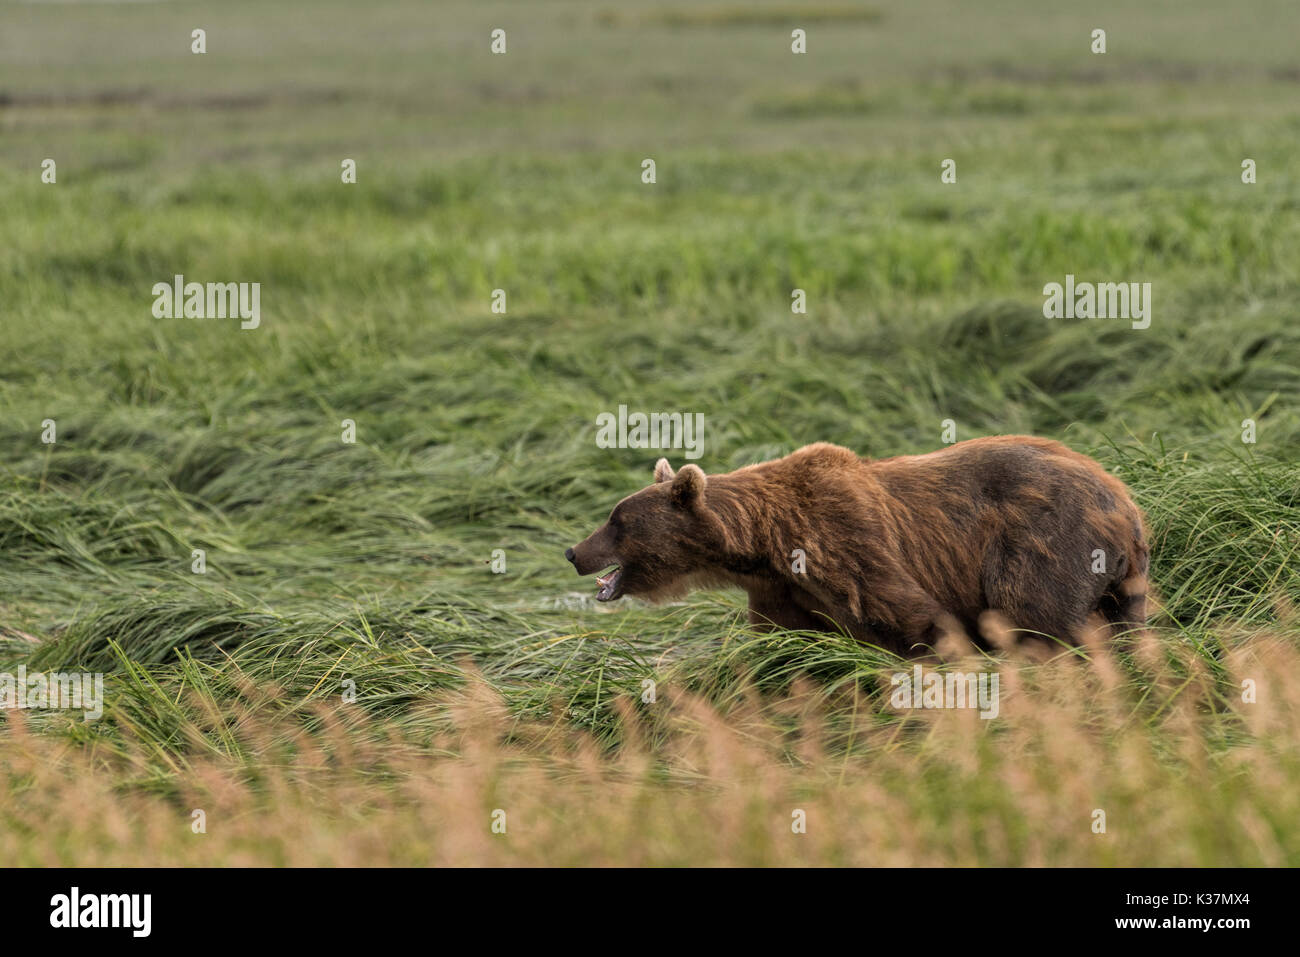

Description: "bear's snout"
568 544 606 576
567 528 619 577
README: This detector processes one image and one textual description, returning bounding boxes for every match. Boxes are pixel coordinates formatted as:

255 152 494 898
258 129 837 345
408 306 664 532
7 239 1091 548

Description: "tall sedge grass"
2 623 1296 867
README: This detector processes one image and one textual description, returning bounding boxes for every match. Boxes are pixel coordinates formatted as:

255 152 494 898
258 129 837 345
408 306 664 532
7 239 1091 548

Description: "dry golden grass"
1 626 1296 867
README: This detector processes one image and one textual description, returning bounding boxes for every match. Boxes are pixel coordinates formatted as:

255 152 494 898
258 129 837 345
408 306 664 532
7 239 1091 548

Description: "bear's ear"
654 458 675 484
670 464 706 509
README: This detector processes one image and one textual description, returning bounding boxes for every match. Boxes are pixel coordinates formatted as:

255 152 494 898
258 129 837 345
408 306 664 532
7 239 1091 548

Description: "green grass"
1 0 1299 865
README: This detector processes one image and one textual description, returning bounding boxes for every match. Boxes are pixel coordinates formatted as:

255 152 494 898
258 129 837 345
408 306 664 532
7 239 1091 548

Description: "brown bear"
565 437 1149 655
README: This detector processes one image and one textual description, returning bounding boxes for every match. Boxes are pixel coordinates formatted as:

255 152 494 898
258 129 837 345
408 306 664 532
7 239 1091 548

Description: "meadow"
1 0 1299 865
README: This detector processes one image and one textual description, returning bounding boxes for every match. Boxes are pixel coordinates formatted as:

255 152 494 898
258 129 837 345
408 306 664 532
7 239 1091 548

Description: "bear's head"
566 458 724 602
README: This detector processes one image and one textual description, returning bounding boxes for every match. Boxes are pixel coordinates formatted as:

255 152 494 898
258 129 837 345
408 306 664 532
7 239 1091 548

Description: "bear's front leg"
746 583 831 633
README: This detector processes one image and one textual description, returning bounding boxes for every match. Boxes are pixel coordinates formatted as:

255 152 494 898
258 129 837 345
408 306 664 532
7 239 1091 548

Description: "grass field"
2 0 1300 866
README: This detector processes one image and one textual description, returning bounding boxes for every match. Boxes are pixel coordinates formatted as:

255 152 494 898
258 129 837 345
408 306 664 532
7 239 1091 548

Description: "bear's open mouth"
595 566 623 602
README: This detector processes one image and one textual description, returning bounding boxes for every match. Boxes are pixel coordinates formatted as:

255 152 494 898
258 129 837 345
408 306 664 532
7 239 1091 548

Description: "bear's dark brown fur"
566 436 1149 655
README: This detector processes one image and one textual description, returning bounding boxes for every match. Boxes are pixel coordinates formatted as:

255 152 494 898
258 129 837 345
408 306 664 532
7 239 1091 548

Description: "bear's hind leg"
981 550 1098 646
1098 575 1148 637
